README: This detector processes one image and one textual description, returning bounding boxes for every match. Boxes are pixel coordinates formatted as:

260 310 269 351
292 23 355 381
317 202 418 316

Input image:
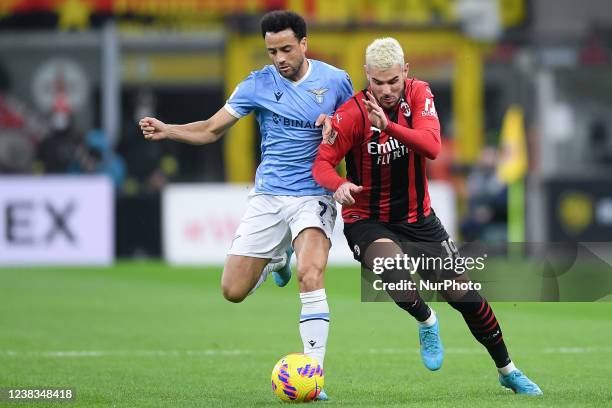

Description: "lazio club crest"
308 88 328 104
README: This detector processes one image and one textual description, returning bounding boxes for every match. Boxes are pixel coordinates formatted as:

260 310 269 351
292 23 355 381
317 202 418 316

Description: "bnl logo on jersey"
272 113 318 129
368 130 409 165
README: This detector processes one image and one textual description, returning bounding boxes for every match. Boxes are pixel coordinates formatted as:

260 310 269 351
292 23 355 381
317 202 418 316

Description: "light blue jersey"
224 59 353 195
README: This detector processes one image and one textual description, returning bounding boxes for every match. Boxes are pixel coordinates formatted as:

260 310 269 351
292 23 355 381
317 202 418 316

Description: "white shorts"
228 192 336 259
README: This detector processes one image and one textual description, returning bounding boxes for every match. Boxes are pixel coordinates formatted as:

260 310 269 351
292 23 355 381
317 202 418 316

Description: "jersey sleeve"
223 73 257 119
313 99 361 192
335 71 354 109
385 81 441 160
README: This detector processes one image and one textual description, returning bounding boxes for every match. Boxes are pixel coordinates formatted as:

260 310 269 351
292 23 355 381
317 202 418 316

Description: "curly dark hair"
260 10 307 40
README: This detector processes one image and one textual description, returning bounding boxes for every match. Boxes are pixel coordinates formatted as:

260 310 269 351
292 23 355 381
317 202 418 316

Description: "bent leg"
222 193 291 303
221 255 270 303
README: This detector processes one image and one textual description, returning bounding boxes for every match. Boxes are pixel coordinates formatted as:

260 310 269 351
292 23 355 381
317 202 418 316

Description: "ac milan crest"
400 101 411 118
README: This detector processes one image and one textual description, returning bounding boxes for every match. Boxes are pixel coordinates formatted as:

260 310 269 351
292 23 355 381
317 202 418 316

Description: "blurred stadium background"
2 0 612 261
1 1 611 406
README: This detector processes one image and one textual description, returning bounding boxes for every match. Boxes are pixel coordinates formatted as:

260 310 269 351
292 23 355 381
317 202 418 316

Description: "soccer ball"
271 353 324 402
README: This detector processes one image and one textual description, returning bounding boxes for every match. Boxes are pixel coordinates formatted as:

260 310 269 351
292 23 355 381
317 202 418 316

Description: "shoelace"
421 328 439 353
506 372 538 391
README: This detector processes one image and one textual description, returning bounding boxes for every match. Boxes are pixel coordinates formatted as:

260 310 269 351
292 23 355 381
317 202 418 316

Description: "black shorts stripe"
414 154 425 220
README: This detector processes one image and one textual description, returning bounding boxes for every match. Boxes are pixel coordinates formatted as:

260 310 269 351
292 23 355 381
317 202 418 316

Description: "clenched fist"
139 117 169 141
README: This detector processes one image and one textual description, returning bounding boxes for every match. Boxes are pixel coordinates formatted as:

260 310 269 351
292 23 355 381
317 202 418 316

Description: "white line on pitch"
1 347 611 358
367 347 612 354
542 347 612 353
0 350 250 358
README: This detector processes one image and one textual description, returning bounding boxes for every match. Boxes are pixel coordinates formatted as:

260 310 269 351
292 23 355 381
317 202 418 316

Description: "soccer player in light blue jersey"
139 11 353 400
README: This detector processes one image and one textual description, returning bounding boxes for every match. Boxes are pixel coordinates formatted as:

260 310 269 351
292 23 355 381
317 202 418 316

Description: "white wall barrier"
162 182 456 266
0 176 114 266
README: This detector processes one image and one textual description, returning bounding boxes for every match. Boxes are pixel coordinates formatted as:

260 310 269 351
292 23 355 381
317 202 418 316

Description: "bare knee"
221 281 247 303
221 265 248 303
221 256 269 303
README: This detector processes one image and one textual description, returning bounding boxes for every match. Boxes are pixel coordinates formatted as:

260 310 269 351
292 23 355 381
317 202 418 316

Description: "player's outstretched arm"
139 107 238 145
313 105 361 194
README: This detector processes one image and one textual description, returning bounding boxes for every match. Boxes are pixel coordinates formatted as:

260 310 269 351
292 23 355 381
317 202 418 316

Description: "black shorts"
343 211 452 263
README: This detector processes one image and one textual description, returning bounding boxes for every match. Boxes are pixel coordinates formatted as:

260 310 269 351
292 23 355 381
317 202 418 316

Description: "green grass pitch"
1 262 611 407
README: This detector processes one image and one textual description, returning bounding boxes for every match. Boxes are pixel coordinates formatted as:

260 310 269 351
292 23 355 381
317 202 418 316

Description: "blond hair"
365 37 404 69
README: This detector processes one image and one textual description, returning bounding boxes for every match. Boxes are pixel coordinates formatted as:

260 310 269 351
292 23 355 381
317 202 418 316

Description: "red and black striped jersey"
313 78 441 224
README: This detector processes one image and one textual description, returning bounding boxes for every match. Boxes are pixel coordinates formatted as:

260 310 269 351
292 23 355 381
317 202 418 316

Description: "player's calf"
445 288 542 394
293 228 331 367
446 290 510 368
295 249 326 292
294 229 329 293
296 262 325 292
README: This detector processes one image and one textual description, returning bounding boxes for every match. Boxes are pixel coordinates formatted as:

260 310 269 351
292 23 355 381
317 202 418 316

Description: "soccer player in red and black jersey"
313 38 542 395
